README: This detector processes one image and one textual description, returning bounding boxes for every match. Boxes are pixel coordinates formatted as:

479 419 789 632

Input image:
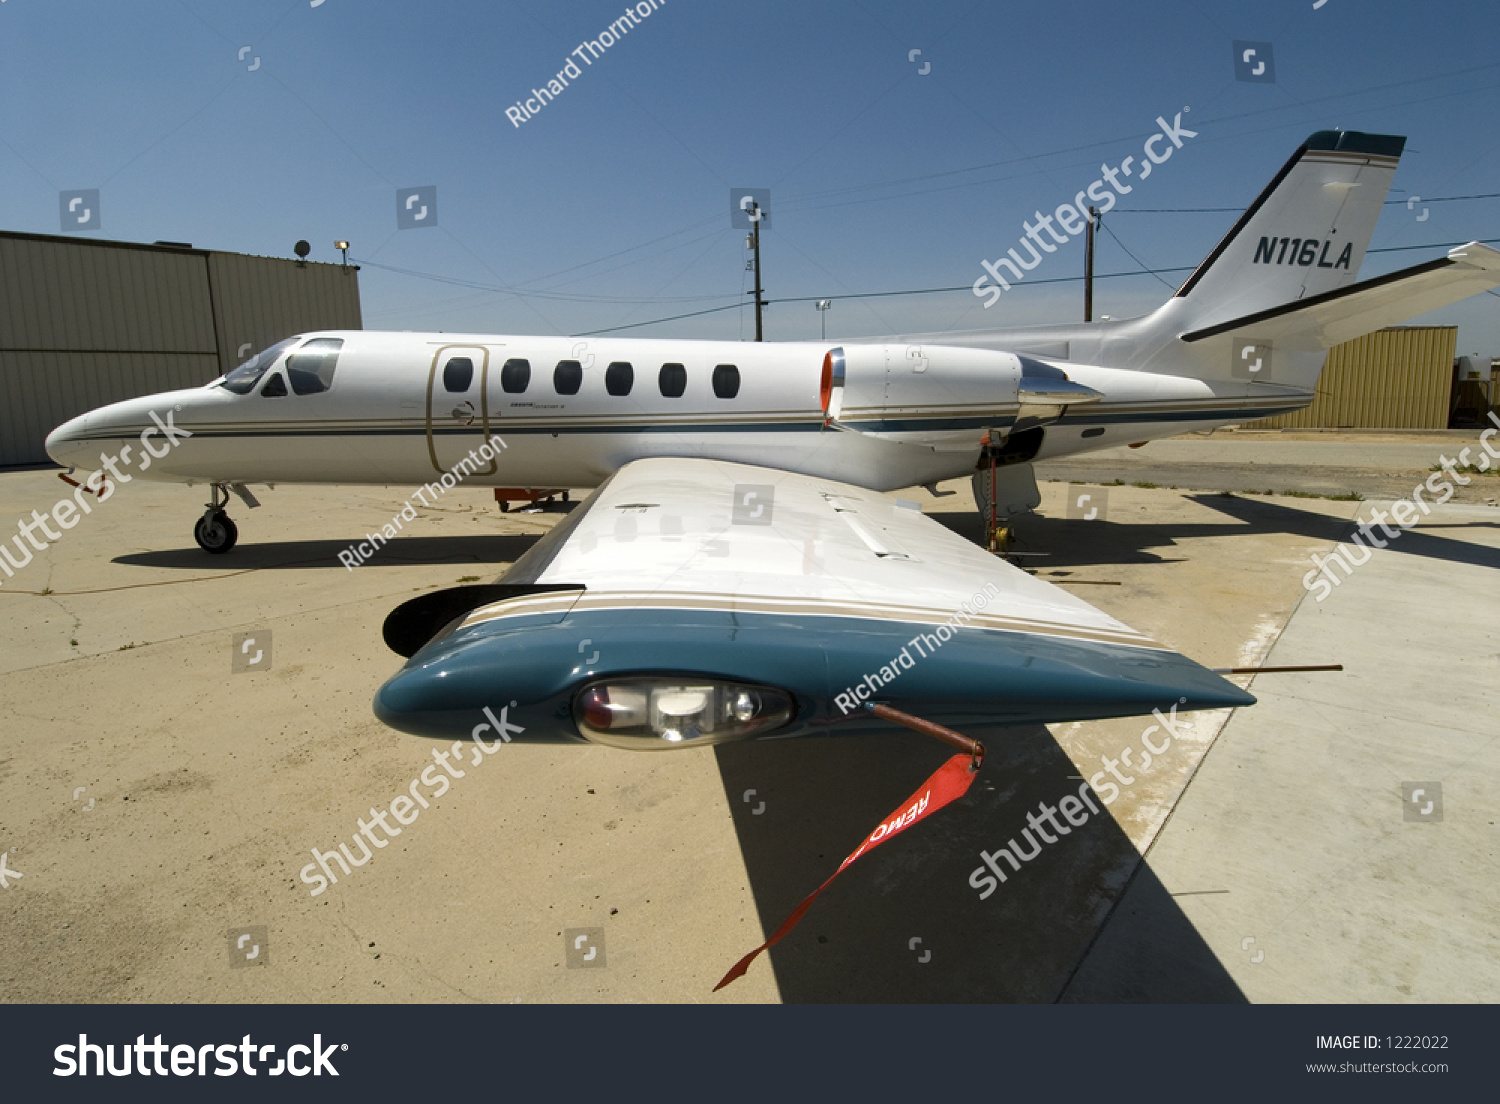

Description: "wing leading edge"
374 457 1253 745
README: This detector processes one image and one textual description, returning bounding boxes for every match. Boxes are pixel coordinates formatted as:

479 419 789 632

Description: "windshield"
220 337 302 394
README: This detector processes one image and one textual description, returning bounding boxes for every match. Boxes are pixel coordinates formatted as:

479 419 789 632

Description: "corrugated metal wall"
207 252 362 376
1244 326 1456 430
0 232 360 466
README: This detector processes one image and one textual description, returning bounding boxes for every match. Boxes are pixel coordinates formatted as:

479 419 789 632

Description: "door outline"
425 344 499 476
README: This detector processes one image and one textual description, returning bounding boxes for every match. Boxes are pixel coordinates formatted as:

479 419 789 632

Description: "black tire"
498 501 509 513
562 491 570 502
194 511 238 553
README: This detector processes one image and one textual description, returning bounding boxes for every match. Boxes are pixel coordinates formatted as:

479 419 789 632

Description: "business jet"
44 130 1500 748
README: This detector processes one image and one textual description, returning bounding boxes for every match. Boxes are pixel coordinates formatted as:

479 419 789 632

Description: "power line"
1384 192 1500 205
361 228 1499 337
356 63 1500 315
571 238 1500 335
351 257 731 305
1118 192 1500 214
1368 238 1500 253
766 63 1500 213
572 301 746 336
1099 220 1176 290
491 62 1500 300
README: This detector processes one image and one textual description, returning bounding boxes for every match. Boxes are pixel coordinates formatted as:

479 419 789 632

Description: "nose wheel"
194 485 239 553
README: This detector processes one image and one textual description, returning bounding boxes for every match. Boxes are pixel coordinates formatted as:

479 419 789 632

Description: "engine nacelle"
820 344 1022 432
818 344 1102 452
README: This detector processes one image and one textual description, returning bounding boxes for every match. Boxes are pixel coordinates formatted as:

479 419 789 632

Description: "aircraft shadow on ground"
713 727 1246 1003
1188 493 1500 572
113 534 542 571
931 495 1499 572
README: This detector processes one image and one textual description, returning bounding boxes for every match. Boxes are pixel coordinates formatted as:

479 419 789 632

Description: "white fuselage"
45 330 1313 493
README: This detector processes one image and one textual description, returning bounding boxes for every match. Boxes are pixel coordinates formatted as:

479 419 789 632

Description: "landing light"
573 679 793 750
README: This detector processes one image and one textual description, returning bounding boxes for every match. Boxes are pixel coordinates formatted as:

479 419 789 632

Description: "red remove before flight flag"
713 751 981 992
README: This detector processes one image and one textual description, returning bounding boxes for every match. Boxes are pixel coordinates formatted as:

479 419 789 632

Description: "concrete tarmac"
1039 428 1500 505
1066 497 1500 1002
0 437 1494 1002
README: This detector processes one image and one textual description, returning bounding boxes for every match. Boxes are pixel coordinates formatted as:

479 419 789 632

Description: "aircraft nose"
44 412 96 469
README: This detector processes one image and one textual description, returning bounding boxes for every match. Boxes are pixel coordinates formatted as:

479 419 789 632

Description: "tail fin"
1171 130 1405 331
895 130 1500 392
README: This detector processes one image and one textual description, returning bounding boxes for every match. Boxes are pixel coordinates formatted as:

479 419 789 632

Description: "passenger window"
554 360 582 395
712 364 740 399
658 363 687 398
501 358 531 394
260 372 287 397
285 337 343 395
443 357 474 393
605 362 634 397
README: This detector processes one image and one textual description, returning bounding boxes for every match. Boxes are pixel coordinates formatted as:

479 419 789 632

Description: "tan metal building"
1244 325 1457 430
0 231 361 466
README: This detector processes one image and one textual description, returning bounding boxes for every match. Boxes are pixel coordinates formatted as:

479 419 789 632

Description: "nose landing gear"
194 484 239 554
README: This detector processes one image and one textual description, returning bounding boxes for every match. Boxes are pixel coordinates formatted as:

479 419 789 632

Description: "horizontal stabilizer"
1180 242 1500 349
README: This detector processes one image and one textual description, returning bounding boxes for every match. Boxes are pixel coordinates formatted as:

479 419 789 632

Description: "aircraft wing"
1180 241 1500 350
374 457 1253 746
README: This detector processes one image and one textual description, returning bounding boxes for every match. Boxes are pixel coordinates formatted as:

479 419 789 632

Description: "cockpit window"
286 338 343 395
220 337 300 394
260 372 287 397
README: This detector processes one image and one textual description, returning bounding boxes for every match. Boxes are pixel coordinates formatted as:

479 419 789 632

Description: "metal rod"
865 702 984 768
1211 664 1344 674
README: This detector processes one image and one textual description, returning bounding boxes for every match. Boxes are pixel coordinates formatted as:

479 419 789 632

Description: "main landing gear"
973 432 1044 563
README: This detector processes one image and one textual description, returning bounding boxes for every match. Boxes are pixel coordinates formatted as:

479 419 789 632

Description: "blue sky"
3 0 1497 351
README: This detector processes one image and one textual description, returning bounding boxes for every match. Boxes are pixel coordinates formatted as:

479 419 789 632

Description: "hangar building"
1244 325 1481 430
0 230 361 466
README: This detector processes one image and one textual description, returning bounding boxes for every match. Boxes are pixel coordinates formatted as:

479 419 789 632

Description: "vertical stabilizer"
1171 130 1405 331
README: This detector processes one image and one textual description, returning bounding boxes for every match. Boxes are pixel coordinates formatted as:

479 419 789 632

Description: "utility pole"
745 200 765 341
1084 205 1098 322
816 299 831 340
